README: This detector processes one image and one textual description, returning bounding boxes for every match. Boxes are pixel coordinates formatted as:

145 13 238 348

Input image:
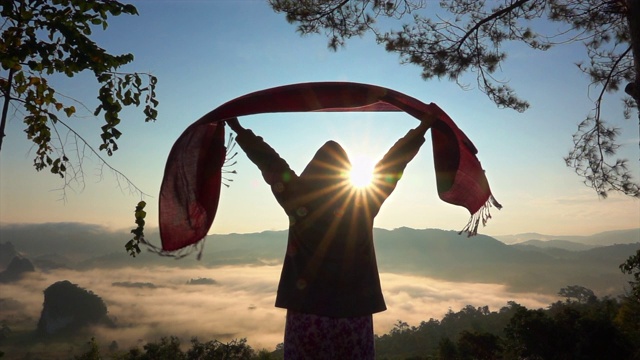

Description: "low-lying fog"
3 265 558 351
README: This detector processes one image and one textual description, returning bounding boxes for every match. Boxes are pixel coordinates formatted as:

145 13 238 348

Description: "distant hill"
0 256 35 283
0 223 131 262
187 277 218 285
0 242 19 270
493 228 640 246
2 223 638 296
112 281 157 289
32 252 74 271
372 228 638 295
513 239 595 251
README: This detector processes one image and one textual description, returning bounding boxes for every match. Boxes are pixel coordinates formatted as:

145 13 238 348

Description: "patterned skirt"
284 310 375 359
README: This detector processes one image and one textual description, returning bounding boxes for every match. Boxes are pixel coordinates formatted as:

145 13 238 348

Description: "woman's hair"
299 141 351 187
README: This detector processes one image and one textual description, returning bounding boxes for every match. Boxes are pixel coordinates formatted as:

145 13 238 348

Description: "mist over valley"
0 223 638 357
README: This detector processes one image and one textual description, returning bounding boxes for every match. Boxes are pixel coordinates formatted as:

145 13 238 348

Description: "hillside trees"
0 0 158 196
74 336 273 360
558 284 597 304
505 298 632 359
620 248 640 298
270 0 640 198
47 286 640 359
456 330 502 360
374 291 637 359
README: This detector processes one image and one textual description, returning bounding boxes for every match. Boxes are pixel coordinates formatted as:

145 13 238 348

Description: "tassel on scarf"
222 133 239 188
460 195 503 236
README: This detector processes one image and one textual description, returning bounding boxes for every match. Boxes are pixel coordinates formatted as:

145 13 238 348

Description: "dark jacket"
234 127 425 317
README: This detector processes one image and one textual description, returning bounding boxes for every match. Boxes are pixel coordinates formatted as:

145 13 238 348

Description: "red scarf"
159 82 501 253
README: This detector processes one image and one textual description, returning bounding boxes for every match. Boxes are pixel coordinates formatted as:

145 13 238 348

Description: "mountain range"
492 229 639 246
1 223 638 296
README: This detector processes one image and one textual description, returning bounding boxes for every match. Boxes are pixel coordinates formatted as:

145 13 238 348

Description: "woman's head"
299 141 351 191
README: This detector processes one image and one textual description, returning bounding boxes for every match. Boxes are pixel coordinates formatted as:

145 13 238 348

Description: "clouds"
2 266 284 351
2 265 559 354
377 273 556 332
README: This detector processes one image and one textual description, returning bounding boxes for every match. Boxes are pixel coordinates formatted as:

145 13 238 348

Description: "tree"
108 340 119 353
615 292 640 349
503 307 558 359
456 330 502 360
73 336 270 360
437 337 458 360
620 248 640 299
140 336 186 360
0 321 11 343
504 297 633 359
0 0 158 196
558 285 597 304
270 0 640 198
74 337 101 360
186 338 258 360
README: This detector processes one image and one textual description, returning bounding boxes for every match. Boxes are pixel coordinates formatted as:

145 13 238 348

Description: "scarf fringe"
141 237 206 260
459 195 502 237
222 132 238 188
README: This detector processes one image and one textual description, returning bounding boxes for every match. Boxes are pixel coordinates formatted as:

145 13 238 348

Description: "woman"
226 117 430 359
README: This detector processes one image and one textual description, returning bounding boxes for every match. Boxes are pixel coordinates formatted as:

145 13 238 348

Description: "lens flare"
349 154 375 188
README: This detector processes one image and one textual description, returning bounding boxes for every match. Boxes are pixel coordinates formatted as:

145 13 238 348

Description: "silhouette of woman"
226 117 430 359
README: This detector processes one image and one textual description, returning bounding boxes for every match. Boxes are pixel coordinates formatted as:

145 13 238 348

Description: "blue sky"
1 0 638 238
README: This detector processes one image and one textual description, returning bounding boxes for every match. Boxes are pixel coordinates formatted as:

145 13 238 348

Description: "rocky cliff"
0 256 35 283
36 280 111 335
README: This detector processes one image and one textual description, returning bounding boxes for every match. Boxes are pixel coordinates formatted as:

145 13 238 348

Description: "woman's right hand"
226 117 244 133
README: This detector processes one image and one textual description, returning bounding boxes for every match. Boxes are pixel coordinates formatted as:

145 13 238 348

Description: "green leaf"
14 71 25 84
64 106 75 117
97 73 111 82
127 200 147 257
123 4 139 15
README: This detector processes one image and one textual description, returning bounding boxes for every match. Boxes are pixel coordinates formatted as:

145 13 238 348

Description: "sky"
1 0 639 239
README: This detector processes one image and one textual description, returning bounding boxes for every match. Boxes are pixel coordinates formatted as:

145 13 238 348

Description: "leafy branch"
1 0 161 256
1 0 159 182
126 200 146 257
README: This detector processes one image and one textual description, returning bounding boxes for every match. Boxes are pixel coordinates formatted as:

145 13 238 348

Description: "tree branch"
456 0 531 52
308 0 350 22
53 116 151 199
625 0 640 141
0 67 15 152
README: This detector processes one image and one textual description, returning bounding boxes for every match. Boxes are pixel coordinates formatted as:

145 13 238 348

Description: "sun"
348 154 375 188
